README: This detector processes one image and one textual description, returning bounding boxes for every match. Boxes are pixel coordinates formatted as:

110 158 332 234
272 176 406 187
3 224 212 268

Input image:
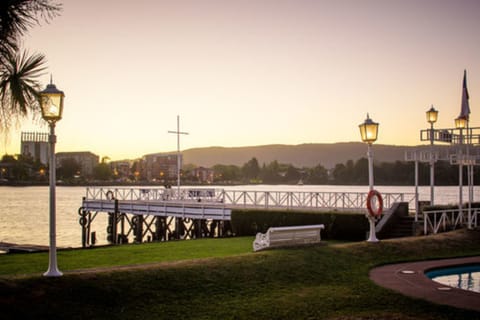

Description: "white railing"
423 208 479 234
218 190 414 210
85 187 168 201
84 187 415 212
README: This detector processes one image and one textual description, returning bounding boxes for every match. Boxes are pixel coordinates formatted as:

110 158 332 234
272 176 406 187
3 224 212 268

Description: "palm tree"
0 50 47 131
0 0 60 61
0 0 61 132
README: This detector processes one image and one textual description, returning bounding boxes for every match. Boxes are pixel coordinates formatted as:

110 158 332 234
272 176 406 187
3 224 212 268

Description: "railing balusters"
84 187 416 212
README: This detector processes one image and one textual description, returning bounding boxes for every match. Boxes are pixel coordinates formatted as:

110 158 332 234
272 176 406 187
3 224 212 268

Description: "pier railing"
423 207 479 234
85 187 415 212
218 190 413 210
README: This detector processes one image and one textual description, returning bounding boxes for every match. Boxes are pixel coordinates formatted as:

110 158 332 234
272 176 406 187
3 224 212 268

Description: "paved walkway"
370 256 480 312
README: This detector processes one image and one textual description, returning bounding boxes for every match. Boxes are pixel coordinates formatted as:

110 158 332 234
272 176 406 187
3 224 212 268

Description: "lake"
0 185 476 248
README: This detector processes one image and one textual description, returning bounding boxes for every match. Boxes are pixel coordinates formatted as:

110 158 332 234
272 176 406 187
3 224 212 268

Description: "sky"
3 0 480 161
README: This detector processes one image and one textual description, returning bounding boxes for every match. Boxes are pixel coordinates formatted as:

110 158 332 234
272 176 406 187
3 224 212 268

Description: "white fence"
423 208 479 234
85 187 415 212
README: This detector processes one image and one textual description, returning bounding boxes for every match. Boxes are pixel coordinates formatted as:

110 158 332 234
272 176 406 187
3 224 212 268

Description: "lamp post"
39 80 65 277
359 114 379 242
455 115 468 225
426 105 438 205
359 114 379 190
455 116 467 132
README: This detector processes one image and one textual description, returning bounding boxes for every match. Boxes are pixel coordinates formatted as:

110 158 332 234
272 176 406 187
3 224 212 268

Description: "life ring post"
366 189 382 242
367 189 383 217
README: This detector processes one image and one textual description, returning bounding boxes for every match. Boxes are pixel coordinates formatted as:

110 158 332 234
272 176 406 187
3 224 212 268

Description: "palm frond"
0 49 46 120
0 0 61 134
0 0 62 38
0 0 62 60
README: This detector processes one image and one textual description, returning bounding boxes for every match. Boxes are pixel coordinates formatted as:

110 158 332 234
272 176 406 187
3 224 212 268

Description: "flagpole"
458 69 471 228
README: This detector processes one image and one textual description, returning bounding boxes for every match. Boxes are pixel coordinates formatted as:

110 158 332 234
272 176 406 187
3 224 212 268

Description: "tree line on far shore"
3 154 474 186
213 157 480 186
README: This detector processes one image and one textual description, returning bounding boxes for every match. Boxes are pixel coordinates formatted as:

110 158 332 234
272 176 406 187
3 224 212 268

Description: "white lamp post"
455 115 468 226
359 114 379 190
39 80 64 277
455 116 468 131
426 105 438 205
359 114 379 242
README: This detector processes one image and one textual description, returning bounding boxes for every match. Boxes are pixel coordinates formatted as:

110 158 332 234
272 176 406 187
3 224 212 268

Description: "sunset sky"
3 0 480 161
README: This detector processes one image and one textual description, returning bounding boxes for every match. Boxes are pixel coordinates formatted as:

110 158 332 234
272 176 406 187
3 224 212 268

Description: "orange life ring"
367 189 383 217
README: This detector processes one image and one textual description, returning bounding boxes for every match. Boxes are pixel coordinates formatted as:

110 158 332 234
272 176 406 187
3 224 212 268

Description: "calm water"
427 265 480 293
0 185 476 248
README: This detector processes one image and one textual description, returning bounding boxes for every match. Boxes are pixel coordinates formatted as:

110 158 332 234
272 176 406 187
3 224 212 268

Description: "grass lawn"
0 230 479 319
0 237 253 276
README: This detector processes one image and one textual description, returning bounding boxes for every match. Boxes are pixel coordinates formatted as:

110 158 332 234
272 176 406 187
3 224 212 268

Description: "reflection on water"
0 185 477 248
428 265 480 293
0 186 97 248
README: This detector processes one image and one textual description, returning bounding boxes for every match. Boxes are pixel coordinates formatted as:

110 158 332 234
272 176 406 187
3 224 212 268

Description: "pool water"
426 264 480 293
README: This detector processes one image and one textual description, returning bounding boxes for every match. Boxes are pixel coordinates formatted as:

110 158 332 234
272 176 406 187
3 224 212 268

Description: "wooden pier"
79 189 232 247
0 242 49 254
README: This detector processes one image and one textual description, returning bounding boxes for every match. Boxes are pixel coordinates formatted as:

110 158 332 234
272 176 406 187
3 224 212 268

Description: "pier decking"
79 187 236 247
0 242 49 254
82 198 231 221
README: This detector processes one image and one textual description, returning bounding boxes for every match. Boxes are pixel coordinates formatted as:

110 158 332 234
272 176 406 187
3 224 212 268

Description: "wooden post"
134 215 144 243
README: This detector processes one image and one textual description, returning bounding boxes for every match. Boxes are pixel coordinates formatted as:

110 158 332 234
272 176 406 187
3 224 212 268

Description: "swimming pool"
426 264 480 293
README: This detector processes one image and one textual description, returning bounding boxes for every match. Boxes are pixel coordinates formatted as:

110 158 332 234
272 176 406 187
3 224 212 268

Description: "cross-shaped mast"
168 115 189 196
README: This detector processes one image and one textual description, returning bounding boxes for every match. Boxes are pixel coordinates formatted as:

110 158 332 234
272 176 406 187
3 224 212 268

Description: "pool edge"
370 256 480 312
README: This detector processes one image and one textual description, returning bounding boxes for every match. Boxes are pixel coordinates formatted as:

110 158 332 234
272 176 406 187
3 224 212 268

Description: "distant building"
56 151 99 177
110 160 132 181
20 132 49 165
192 166 214 184
143 153 182 181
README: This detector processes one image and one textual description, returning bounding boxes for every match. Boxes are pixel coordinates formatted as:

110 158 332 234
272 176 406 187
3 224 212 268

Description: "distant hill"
180 142 443 169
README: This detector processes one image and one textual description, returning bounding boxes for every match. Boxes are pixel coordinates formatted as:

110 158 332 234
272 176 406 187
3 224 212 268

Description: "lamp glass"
426 106 438 124
359 116 379 144
40 84 64 122
455 117 467 129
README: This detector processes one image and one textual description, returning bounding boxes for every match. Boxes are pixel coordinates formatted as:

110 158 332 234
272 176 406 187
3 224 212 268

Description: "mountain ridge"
180 142 431 168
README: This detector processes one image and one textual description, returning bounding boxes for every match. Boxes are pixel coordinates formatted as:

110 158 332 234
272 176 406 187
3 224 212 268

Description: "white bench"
253 224 325 252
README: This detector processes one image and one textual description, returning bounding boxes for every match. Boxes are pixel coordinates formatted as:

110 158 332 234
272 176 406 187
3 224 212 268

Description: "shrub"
230 209 369 241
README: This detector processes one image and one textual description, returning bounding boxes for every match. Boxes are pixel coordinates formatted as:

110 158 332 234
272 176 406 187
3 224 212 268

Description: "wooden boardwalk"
82 199 231 221
0 242 49 254
79 197 233 247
